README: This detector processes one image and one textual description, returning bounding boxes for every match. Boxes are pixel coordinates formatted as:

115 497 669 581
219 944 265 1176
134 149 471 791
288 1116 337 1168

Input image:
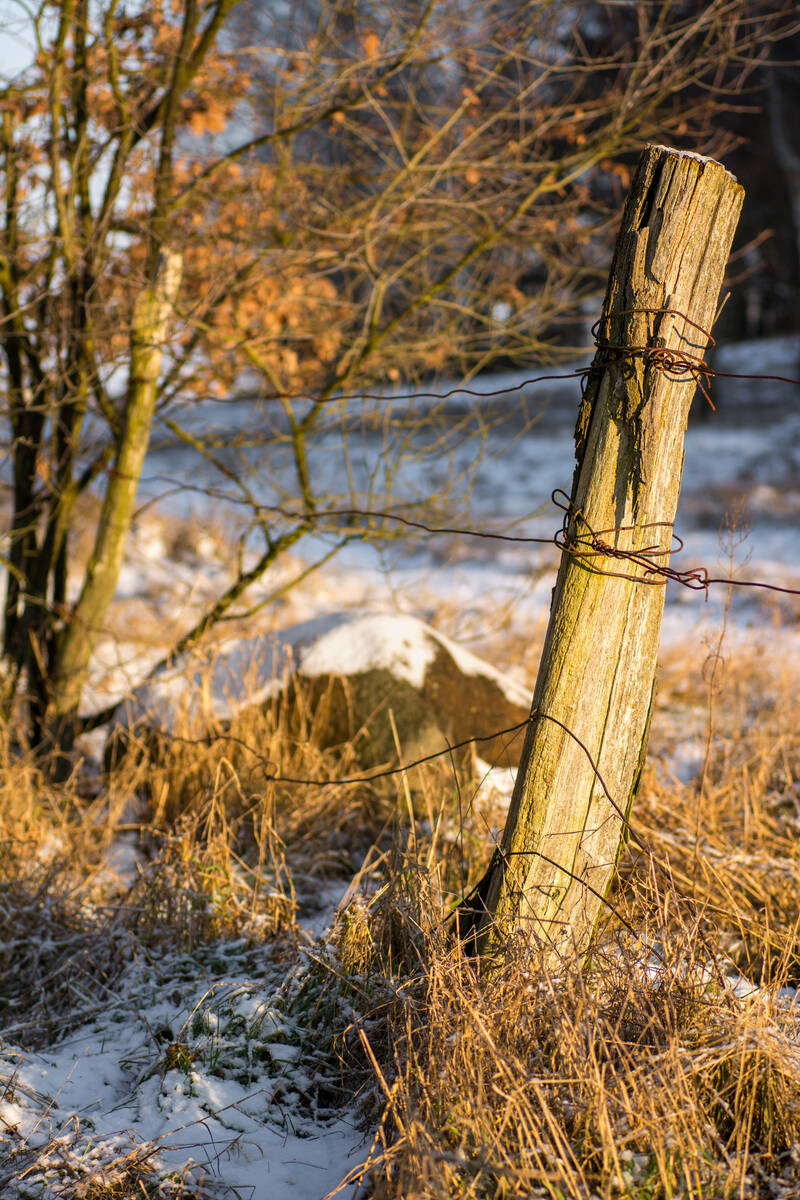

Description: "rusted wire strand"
138 303 800 601
155 718 533 786
152 704 650 860
184 490 799 601
159 351 800 410
552 489 712 593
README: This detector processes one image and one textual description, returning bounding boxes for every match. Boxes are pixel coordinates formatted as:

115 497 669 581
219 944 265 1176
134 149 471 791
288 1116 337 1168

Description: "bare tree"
0 0 793 764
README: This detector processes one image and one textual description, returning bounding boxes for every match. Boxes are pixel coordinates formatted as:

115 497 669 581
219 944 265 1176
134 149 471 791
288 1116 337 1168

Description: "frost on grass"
0 940 364 1200
5 334 800 1197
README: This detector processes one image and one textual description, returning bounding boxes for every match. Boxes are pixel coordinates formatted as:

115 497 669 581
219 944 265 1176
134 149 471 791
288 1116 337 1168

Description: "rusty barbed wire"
552 489 712 593
151 698 661 955
157 349 800 409
140 705 652 865
588 305 719 406
134 303 800 605
129 480 800 604
288 307 800 601
554 482 800 599
593 343 717 408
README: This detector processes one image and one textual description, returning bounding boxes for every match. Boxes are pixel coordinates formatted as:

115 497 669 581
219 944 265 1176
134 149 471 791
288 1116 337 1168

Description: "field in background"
2 336 800 1198
2 511 800 1198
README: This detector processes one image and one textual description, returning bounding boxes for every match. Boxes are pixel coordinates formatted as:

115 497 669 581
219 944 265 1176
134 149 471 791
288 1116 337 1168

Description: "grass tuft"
2 635 800 1197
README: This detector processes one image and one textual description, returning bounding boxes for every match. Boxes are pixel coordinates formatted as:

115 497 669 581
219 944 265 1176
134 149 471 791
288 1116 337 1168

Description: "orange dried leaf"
360 31 380 59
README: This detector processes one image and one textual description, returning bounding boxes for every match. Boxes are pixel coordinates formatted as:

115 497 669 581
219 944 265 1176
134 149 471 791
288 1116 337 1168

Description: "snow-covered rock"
108 611 531 769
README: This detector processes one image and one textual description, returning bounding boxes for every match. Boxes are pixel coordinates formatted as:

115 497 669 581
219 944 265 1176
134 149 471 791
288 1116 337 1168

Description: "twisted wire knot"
588 305 718 409
551 489 710 597
642 345 715 409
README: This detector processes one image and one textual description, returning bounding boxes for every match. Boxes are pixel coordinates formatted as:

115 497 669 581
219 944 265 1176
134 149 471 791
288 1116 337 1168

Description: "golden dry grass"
1 633 800 1197
332 640 800 1200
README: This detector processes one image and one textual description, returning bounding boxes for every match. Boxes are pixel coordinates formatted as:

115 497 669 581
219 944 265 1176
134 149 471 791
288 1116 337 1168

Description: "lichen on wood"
476 145 744 958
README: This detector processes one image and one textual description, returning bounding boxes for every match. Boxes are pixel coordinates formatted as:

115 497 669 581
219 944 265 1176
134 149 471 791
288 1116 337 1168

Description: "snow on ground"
3 872 796 1199
1 933 366 1200
105 611 531 732
4 336 800 1197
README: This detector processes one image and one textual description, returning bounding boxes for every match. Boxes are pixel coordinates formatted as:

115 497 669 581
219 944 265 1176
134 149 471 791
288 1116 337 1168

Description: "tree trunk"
47 250 182 745
475 145 743 959
768 73 800 305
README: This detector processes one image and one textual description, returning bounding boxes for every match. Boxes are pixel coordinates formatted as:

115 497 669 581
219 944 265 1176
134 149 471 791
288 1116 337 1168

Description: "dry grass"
330 642 800 1200
356 927 800 1199
2 633 800 1198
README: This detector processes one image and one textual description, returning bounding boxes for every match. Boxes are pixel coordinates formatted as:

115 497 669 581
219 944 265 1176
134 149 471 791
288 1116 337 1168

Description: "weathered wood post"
476 146 743 957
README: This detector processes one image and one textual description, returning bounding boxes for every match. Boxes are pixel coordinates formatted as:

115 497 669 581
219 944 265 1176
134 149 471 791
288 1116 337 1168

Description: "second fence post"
473 145 743 959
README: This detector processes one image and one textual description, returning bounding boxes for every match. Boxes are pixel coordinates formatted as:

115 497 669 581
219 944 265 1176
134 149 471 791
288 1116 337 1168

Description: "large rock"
108 612 531 769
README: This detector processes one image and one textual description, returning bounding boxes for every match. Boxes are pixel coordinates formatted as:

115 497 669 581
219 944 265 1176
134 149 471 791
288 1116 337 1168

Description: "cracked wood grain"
477 145 743 959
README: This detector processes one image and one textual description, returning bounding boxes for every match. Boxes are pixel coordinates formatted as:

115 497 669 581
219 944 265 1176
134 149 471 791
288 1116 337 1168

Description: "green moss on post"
479 146 743 959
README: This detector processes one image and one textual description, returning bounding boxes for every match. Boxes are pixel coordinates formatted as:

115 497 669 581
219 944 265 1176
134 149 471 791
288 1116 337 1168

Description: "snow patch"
649 144 734 175
300 612 436 687
0 942 365 1200
108 611 530 730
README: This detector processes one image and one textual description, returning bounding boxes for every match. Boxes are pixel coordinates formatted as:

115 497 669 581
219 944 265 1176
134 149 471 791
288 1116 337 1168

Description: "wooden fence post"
475 145 743 958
